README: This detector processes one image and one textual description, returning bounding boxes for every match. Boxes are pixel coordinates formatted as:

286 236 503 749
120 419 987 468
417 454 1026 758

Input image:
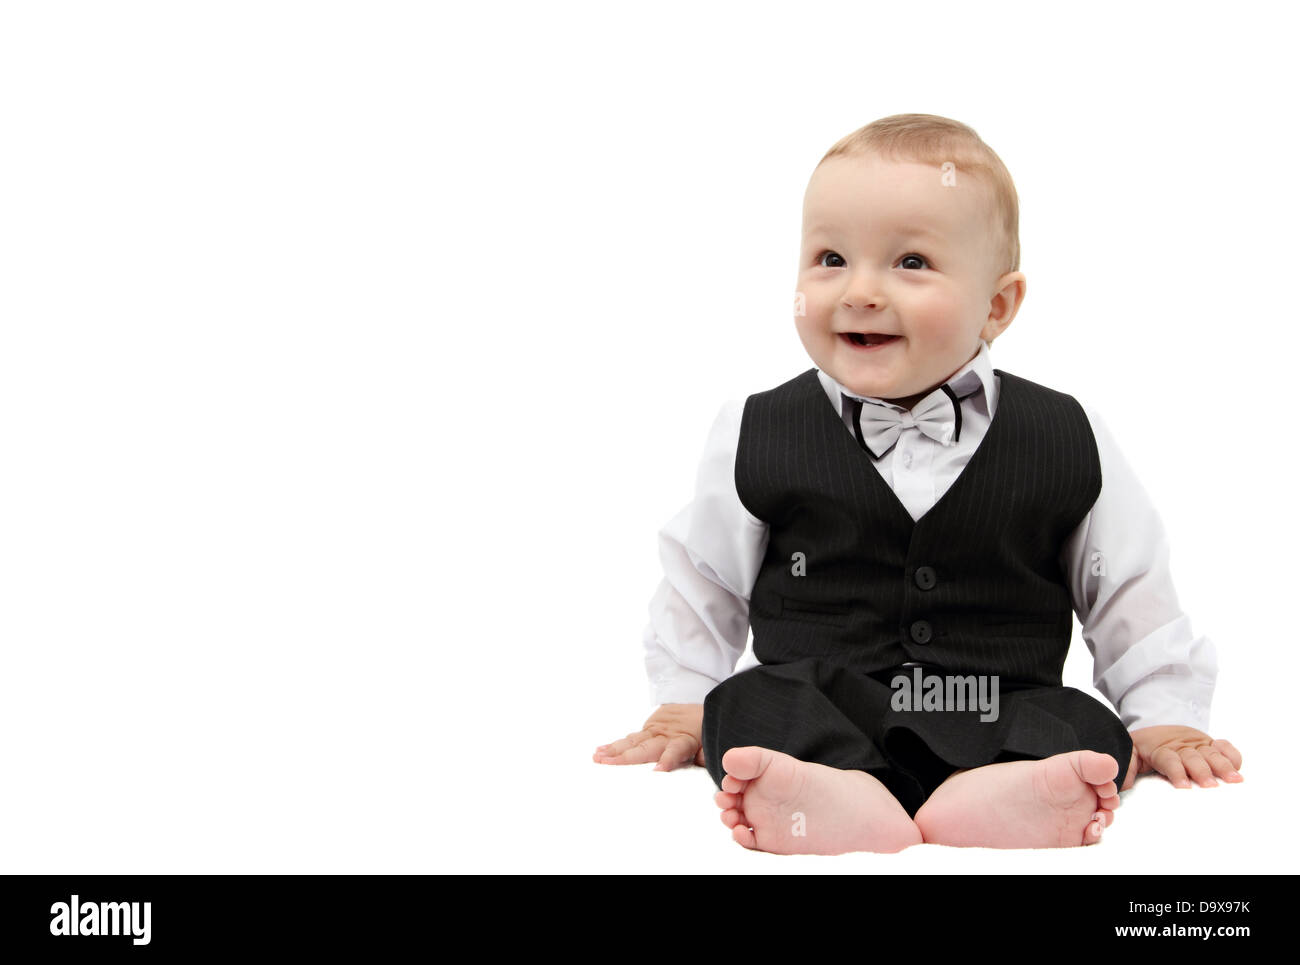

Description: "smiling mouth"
841 332 901 348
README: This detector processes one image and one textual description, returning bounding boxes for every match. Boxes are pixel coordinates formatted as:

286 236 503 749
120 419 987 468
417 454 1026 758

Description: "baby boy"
594 113 1242 853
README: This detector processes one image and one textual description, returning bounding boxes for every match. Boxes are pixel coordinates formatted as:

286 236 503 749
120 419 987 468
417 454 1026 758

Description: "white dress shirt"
641 340 1217 734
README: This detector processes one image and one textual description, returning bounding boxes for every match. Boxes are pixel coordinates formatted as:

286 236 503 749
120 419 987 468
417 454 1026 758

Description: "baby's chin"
826 365 906 401
836 372 939 409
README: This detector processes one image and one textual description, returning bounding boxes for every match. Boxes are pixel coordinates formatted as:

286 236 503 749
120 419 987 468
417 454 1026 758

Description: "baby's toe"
1083 814 1105 845
1077 750 1119 785
715 790 741 810
731 823 758 849
721 774 747 794
719 807 746 830
1091 779 1118 799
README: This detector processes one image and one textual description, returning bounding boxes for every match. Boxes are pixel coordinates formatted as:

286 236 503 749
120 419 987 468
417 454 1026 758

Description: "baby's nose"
843 278 886 310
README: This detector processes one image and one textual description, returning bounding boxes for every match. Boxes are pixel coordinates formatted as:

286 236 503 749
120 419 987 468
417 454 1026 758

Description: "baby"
594 113 1243 853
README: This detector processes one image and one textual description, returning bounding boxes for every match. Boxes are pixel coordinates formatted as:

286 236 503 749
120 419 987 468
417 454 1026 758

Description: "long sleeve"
642 399 769 705
1059 405 1218 733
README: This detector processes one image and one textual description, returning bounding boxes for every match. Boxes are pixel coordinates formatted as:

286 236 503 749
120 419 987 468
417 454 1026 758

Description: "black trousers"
702 658 1133 818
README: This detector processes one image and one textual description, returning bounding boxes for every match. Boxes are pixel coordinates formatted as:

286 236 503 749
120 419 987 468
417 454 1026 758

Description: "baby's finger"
655 735 700 771
1211 739 1243 771
1150 746 1191 788
596 734 667 765
1178 747 1216 788
1205 748 1243 782
593 730 653 758
619 735 670 765
1121 748 1140 791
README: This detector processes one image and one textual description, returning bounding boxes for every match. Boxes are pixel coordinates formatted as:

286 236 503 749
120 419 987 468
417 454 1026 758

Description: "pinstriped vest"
734 367 1101 686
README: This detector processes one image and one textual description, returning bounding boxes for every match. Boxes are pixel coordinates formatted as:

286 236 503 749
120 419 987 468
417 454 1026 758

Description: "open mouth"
841 332 901 349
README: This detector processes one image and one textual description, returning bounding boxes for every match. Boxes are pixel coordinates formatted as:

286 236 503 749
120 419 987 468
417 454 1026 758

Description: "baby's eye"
818 251 846 268
899 253 929 270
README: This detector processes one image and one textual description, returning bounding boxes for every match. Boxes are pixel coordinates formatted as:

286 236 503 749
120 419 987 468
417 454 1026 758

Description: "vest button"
915 566 937 590
910 620 932 644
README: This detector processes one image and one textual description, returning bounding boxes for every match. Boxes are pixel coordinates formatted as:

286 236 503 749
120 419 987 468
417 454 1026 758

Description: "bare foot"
914 750 1120 849
713 746 922 854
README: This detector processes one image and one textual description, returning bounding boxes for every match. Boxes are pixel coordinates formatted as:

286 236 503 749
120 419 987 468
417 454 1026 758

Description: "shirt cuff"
644 647 723 706
1117 671 1215 733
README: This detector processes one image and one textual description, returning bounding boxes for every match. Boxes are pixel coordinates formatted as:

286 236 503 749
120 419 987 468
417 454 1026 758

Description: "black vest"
734 367 1101 687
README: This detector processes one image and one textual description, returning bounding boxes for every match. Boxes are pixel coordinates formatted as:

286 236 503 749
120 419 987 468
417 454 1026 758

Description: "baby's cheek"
911 293 971 338
791 316 829 364
793 308 832 344
909 312 958 342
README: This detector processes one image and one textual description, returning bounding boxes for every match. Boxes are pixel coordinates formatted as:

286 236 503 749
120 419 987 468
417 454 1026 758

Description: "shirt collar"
816 338 998 416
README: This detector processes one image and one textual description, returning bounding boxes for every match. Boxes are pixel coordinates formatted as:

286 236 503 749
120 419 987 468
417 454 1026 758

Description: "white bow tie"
842 384 978 459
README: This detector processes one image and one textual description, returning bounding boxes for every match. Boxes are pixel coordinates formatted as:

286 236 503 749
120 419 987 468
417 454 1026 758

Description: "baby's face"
795 152 1021 407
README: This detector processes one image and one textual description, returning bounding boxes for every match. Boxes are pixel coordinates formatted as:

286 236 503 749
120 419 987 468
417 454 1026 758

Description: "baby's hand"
593 703 705 771
1122 725 1243 791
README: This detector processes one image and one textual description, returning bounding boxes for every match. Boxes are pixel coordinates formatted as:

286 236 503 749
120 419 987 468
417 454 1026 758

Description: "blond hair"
818 113 1020 276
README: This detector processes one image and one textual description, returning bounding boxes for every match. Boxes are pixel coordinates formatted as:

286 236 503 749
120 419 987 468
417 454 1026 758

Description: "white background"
1 0 1295 873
